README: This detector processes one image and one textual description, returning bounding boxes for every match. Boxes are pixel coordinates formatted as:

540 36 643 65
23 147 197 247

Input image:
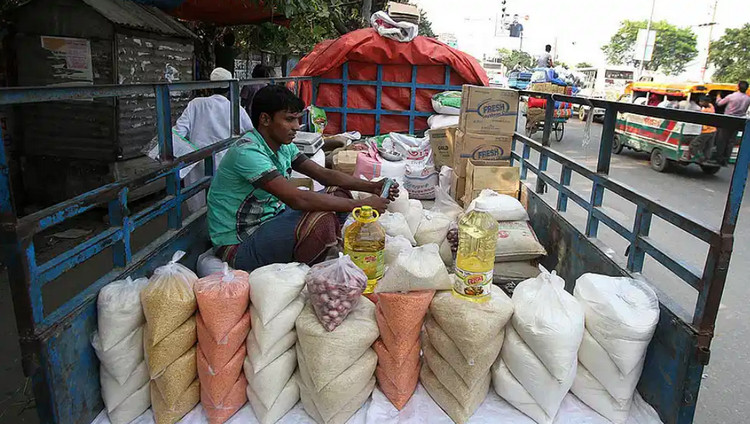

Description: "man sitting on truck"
207 85 398 272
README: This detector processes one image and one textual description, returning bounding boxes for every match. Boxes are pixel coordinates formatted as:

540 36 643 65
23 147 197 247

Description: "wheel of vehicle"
578 106 587 121
700 164 721 175
612 134 624 154
554 122 564 142
650 148 669 172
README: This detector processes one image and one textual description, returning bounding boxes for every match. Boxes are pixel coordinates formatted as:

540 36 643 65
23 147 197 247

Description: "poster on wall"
40 36 94 86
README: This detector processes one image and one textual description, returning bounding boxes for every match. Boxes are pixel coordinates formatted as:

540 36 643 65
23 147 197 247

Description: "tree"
575 62 593 69
601 20 698 75
497 48 534 70
709 24 750 83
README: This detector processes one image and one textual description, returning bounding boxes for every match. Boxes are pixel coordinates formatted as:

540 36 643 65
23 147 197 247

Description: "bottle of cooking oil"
454 198 498 302
344 206 386 294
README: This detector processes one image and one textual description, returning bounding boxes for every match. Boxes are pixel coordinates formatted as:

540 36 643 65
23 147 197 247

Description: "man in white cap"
147 67 253 212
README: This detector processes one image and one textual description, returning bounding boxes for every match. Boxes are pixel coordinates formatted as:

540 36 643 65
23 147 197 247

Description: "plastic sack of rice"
421 285 514 424
431 91 462 115
378 212 416 245
305 255 367 332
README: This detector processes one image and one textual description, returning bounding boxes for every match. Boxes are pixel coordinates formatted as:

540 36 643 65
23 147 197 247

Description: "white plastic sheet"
91 383 662 424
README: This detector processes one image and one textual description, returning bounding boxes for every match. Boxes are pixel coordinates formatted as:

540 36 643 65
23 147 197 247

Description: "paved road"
521 117 750 424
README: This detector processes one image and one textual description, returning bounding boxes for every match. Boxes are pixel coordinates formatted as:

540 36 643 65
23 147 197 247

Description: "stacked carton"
451 86 519 205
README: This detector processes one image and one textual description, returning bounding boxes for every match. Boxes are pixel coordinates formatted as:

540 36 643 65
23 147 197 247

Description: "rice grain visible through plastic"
145 316 197 378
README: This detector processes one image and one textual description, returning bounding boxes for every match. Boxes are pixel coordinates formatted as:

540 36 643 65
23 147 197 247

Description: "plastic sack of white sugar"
492 358 554 424
92 328 144 385
467 189 529 222
244 348 297 410
385 235 413 266
405 200 423 235
571 362 633 424
246 375 299 424
250 297 305 356
431 187 463 221
97 276 149 352
501 324 576 419
106 382 150 424
100 360 149 413
573 273 659 377
414 210 452 246
386 184 410 216
248 262 310 326
511 266 584 381
197 247 229 278
376 244 451 293
379 212 416 245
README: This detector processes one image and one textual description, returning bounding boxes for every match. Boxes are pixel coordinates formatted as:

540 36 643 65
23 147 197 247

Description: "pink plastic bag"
354 145 383 180
305 254 368 331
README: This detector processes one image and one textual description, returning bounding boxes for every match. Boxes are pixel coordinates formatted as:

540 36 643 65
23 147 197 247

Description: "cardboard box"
463 162 520 203
450 171 466 206
452 129 513 177
458 85 519 135
428 126 456 169
333 150 359 175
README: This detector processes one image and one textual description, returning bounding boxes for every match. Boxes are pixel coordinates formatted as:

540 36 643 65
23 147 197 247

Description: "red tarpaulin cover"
291 29 489 135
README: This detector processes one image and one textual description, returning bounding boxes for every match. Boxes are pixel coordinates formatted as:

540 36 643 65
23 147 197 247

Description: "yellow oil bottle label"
454 267 493 300
346 249 385 281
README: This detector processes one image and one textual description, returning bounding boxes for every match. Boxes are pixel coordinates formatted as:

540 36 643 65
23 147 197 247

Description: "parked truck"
0 65 748 424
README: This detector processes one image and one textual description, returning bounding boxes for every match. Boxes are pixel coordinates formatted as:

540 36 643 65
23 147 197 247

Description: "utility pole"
639 0 656 79
701 0 719 82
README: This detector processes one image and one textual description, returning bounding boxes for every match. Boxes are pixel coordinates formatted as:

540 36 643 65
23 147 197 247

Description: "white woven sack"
107 382 150 424
97 276 149 351
511 267 584 381
249 262 310 325
376 244 451 293
378 212 416 245
92 328 144 385
577 328 645 402
501 324 575 418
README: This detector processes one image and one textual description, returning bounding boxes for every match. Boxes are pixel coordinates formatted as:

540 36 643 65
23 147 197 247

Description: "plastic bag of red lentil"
194 264 250 344
196 311 250 371
197 343 247 406
201 373 248 424
305 254 367 332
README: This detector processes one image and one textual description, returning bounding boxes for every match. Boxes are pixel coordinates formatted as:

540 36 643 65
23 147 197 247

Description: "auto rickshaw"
615 82 744 174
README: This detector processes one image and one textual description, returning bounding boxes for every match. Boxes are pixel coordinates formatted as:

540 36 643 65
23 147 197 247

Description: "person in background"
536 44 554 68
657 95 680 109
240 64 274 117
508 14 523 38
146 67 253 213
214 31 237 75
688 95 718 163
207 85 398 273
714 81 750 164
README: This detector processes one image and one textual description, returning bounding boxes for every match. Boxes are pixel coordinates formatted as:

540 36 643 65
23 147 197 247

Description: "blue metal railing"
513 91 750 336
0 76 311 335
312 64 463 134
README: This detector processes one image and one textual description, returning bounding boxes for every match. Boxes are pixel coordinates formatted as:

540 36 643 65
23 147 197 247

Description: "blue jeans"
232 205 349 273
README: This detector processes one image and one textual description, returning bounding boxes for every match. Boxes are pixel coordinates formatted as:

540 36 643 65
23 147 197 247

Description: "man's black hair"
251 85 305 128
699 95 712 103
545 44 551 52
223 31 235 47
739 80 749 93
252 64 273 79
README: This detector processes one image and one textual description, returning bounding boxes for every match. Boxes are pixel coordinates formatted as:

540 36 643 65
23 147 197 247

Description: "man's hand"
372 179 401 201
360 196 390 215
